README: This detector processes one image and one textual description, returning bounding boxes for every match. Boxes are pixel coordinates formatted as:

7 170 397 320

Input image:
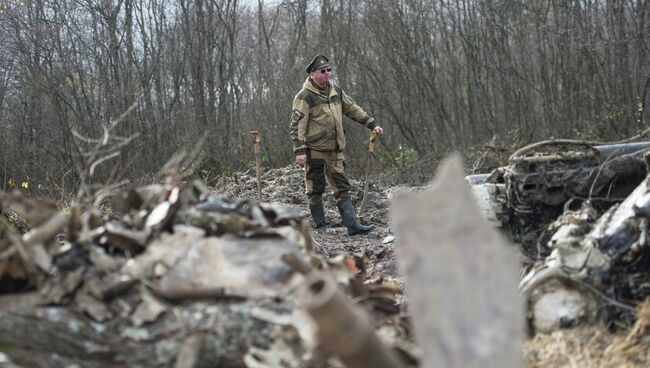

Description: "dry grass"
525 300 650 367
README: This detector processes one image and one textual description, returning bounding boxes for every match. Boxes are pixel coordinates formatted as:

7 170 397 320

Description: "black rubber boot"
309 204 328 233
337 199 375 236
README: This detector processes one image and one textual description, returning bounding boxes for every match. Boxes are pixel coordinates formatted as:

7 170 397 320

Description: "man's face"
310 67 332 87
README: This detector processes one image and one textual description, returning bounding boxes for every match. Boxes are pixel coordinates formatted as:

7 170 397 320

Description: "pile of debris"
0 176 415 367
467 140 650 338
468 141 650 259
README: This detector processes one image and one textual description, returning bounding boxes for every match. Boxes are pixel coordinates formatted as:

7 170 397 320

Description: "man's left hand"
373 126 384 136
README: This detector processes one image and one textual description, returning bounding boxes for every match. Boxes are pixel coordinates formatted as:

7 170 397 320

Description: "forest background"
1 0 649 197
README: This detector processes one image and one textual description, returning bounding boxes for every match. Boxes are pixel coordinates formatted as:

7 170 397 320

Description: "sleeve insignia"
291 109 305 124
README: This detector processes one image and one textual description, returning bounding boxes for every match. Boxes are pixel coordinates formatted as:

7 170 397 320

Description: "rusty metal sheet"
392 154 523 368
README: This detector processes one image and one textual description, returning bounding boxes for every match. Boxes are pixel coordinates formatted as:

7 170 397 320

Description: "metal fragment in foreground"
393 154 524 368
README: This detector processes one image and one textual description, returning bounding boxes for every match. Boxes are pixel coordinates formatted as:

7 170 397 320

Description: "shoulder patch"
296 89 318 108
291 109 305 124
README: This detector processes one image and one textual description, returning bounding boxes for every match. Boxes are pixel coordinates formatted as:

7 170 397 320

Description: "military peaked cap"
305 55 330 73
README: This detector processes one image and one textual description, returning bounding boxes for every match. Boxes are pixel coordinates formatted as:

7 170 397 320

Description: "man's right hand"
296 154 307 167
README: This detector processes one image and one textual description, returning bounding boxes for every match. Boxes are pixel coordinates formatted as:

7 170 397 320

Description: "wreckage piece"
297 270 405 368
0 207 69 293
393 154 524 368
180 196 304 237
19 211 68 272
0 237 311 367
0 192 59 228
0 299 294 367
21 211 67 248
1 177 346 367
174 333 206 368
593 175 650 259
545 173 650 274
519 263 600 334
464 176 507 228
508 140 650 162
1 234 310 366
97 221 148 254
0 174 413 367
520 170 650 334
146 186 181 230
123 230 303 299
472 141 650 259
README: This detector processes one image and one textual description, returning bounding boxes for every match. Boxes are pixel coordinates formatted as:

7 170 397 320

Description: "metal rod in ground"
249 131 262 201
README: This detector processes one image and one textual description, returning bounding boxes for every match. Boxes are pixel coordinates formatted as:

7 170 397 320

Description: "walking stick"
358 130 379 218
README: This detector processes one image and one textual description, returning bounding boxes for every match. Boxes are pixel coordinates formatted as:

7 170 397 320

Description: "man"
289 55 384 235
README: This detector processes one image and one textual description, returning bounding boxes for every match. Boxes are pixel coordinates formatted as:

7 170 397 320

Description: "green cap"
305 55 330 73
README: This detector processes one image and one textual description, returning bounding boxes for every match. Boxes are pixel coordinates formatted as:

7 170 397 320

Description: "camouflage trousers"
304 149 351 205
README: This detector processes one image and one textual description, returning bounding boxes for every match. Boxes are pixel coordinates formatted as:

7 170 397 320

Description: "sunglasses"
319 68 333 74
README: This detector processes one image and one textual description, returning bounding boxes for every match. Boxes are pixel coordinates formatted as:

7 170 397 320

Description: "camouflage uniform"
290 78 377 206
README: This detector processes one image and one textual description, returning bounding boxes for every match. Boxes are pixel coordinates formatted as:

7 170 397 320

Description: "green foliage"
637 97 645 125
189 163 216 183
244 155 269 170
219 169 233 178
595 103 626 128
197 169 211 182
379 145 420 169
244 159 256 170
570 127 600 141
502 129 525 152
394 146 419 168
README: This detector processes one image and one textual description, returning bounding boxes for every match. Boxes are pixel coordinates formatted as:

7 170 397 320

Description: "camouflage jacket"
290 78 377 155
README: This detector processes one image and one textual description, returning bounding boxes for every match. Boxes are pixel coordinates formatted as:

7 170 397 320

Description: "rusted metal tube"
594 142 650 157
510 151 595 164
298 271 404 368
